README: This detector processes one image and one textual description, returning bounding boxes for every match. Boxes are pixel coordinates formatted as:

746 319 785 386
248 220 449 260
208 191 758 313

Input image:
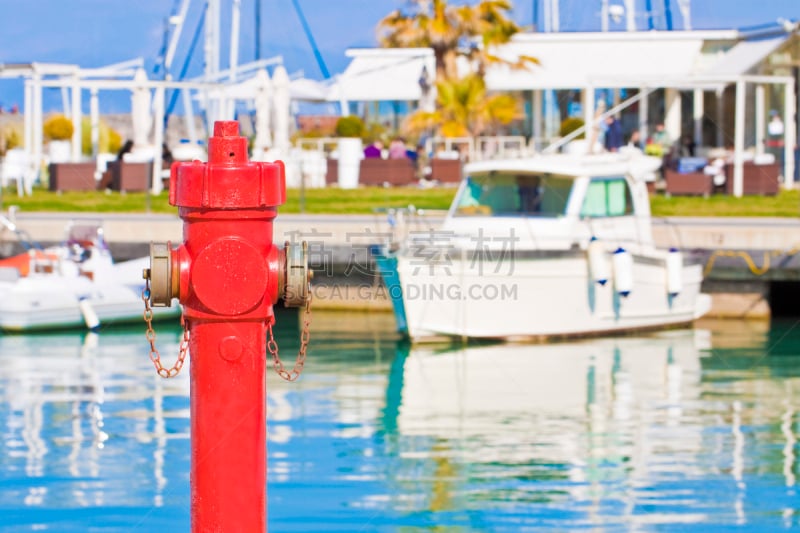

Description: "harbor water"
0 311 798 531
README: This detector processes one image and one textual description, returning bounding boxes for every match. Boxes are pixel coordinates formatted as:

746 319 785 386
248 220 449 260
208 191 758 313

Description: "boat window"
455 173 572 217
580 177 633 218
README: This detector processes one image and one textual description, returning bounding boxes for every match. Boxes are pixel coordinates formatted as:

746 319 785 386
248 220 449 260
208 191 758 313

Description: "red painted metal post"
169 121 285 531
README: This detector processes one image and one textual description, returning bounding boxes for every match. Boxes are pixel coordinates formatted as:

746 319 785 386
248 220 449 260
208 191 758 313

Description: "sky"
0 0 797 113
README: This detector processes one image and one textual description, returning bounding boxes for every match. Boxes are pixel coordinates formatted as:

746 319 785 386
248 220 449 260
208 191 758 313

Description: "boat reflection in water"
377 330 710 525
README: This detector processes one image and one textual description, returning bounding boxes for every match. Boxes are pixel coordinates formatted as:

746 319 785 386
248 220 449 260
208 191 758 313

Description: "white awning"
704 35 788 76
485 32 714 90
326 48 435 102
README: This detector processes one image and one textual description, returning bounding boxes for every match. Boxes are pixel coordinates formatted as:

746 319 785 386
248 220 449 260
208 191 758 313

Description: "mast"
230 0 241 82
624 0 636 31
676 0 692 30
204 0 220 80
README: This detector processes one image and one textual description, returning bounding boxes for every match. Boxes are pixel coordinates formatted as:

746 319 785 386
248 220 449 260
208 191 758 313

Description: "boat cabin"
442 154 662 251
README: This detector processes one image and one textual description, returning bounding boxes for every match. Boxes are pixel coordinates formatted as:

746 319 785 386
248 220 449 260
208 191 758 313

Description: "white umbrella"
252 69 272 153
272 65 291 154
131 68 152 150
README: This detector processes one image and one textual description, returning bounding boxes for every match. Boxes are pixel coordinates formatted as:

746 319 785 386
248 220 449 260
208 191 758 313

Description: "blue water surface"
0 312 798 532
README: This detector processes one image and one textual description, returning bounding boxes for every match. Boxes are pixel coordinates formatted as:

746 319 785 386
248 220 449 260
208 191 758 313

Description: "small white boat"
374 153 711 342
0 218 180 332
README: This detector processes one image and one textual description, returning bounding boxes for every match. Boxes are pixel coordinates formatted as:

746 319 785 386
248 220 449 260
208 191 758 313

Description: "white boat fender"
666 247 683 297
78 297 101 331
612 247 633 297
587 236 609 285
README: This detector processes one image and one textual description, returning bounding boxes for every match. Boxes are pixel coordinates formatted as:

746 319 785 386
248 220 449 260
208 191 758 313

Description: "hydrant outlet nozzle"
148 241 179 307
281 241 310 308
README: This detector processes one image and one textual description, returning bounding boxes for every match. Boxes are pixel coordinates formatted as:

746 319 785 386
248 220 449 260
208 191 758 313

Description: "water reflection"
0 315 797 531
383 330 711 527
0 326 190 528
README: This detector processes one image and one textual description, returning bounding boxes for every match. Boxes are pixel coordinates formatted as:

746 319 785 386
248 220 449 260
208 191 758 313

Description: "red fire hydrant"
142 121 310 532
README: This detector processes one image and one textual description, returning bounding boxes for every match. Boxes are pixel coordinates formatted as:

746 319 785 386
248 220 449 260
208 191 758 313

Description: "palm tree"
378 1 535 138
377 0 462 81
377 0 535 82
404 74 522 138
462 0 538 77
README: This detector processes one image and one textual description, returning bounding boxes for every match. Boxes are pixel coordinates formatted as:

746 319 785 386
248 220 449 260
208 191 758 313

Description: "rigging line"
164 7 207 126
290 0 331 79
664 0 674 31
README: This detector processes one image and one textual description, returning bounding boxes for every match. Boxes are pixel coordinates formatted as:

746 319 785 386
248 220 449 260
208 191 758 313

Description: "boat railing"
473 136 531 161
425 136 537 162
0 213 42 252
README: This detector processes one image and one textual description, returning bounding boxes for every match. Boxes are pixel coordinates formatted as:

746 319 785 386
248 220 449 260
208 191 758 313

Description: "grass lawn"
2 185 799 217
650 189 800 217
0 186 458 215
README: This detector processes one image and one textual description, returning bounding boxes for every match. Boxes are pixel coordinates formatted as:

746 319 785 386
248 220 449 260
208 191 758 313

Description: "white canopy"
485 30 735 90
704 35 789 76
326 48 435 102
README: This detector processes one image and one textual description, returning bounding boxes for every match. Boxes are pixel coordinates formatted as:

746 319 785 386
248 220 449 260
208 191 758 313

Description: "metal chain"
142 278 190 378
267 285 312 382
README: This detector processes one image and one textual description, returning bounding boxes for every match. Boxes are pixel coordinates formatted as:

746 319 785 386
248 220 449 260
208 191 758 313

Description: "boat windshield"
454 173 573 217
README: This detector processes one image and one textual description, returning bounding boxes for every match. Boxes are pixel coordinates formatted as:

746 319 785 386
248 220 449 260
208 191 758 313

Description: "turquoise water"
0 312 798 532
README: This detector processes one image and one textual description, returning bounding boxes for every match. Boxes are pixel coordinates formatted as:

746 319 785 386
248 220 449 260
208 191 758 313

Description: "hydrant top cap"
208 120 249 165
169 120 286 209
214 121 240 138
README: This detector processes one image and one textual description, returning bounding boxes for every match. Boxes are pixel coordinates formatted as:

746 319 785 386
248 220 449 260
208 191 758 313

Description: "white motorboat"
0 218 180 332
374 153 711 342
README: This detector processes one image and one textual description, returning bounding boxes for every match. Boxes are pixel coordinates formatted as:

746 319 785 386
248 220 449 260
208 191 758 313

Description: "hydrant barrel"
165 121 286 532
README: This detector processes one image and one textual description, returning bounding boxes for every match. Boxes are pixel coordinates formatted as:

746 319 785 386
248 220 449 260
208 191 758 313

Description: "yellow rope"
703 244 800 277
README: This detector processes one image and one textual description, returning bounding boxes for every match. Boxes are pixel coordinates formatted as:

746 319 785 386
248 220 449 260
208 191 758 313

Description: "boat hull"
0 257 181 332
390 250 710 342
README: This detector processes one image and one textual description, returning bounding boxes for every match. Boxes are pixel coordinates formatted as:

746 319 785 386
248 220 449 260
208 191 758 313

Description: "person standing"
766 110 785 164
651 123 670 152
603 116 623 152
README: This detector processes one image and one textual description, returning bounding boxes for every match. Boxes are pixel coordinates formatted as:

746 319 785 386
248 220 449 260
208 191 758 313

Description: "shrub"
335 115 365 138
43 114 74 141
3 124 22 153
559 117 585 140
81 118 123 155
364 121 388 144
